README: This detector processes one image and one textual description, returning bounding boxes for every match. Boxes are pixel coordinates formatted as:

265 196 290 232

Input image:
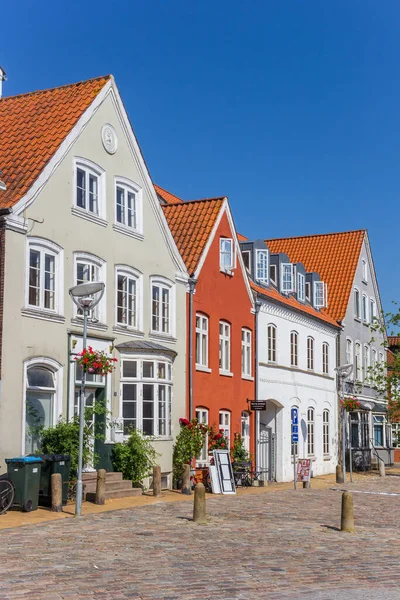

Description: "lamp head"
335 363 353 378
69 281 105 311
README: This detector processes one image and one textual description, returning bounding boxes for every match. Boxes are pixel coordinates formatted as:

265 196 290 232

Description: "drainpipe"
254 299 262 474
188 277 197 420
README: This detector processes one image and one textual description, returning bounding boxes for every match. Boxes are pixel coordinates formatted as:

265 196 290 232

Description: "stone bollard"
181 464 191 495
379 460 386 478
336 464 344 484
153 465 162 497
51 473 62 512
95 469 106 505
193 483 207 524
340 491 355 533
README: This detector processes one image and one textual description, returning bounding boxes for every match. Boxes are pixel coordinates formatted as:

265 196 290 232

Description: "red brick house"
159 186 256 463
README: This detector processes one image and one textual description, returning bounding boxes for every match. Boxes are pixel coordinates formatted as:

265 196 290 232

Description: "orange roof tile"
237 232 248 242
0 75 111 209
154 184 184 205
163 197 225 275
266 230 366 322
251 281 339 328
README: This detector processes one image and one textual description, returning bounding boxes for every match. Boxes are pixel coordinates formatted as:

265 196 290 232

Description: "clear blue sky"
1 1 398 311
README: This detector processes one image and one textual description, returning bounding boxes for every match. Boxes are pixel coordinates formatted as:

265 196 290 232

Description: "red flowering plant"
208 427 230 452
341 396 361 412
75 346 118 376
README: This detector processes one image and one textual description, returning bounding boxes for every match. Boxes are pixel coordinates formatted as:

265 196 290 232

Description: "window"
355 343 362 381
307 407 315 455
120 358 172 436
241 412 250 453
151 279 173 335
346 338 353 367
373 415 385 447
362 294 368 323
256 250 268 284
371 348 377 370
290 331 298 367
267 324 277 363
363 345 370 381
196 408 209 464
27 239 63 314
219 321 231 372
74 253 105 322
115 180 140 231
314 281 326 308
323 409 330 455
241 251 251 273
281 263 294 293
220 238 234 271
219 411 230 446
307 337 314 370
116 267 141 329
322 342 329 375
241 328 252 377
297 273 305 302
305 281 311 302
379 352 384 365
25 365 57 454
370 299 376 322
270 264 277 286
196 314 209 368
354 288 361 319
74 159 104 219
362 259 368 282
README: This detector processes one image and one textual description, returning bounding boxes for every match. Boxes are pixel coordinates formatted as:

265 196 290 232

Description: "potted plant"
75 346 117 376
172 418 209 487
341 396 361 412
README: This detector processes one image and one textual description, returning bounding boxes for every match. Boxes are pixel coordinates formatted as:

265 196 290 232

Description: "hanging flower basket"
75 346 118 376
341 396 361 412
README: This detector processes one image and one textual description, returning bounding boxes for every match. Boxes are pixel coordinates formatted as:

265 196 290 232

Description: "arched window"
196 314 209 368
354 288 361 319
323 409 330 455
307 337 314 371
346 338 353 366
241 411 251 452
267 324 277 363
322 342 329 375
290 331 298 367
307 407 315 455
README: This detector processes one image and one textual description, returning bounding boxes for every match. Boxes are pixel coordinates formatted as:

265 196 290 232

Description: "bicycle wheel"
0 480 14 514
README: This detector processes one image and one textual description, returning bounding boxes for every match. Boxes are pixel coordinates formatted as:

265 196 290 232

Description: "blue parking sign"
291 407 298 425
292 434 299 443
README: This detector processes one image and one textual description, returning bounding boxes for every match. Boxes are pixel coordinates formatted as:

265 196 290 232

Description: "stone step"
82 472 123 482
86 487 142 502
84 480 133 493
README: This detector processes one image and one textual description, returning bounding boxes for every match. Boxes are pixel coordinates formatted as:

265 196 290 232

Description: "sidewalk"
0 469 388 530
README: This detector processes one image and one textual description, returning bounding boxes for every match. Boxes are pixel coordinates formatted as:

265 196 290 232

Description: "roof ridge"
162 197 226 209
266 229 366 242
0 74 111 102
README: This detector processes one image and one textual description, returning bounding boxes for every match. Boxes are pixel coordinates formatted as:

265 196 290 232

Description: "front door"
258 424 274 481
74 373 106 470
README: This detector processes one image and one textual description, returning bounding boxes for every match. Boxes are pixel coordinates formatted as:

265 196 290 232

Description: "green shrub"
111 429 159 487
231 433 250 462
172 418 209 482
38 417 91 479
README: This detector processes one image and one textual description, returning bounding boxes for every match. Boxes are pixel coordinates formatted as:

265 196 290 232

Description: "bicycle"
0 478 14 515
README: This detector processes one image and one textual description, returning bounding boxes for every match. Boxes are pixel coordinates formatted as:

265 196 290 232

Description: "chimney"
0 67 6 98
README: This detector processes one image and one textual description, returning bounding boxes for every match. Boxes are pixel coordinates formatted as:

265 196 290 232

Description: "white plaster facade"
256 301 339 482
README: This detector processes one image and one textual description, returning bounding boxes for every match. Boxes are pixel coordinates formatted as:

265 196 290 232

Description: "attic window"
220 238 234 271
256 250 269 284
281 264 295 294
241 251 251 274
305 282 311 302
270 264 277 286
314 281 327 309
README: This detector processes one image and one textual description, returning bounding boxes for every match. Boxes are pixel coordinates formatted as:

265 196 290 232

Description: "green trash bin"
5 456 43 512
37 454 71 507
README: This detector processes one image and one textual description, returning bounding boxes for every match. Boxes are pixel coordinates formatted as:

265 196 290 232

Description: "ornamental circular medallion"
101 124 118 154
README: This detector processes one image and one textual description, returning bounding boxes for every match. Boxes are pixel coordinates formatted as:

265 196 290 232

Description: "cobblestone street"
1 475 400 600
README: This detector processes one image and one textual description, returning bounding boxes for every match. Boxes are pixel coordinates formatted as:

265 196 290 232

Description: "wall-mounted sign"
249 400 267 411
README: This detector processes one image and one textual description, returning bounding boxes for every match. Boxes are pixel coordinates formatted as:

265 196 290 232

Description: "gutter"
188 277 197 420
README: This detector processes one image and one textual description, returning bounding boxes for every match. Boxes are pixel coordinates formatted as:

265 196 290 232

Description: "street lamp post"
335 364 353 484
69 281 105 517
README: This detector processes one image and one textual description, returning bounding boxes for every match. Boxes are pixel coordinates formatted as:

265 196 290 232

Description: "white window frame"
322 342 329 375
354 288 361 319
281 263 295 293
219 410 231 447
362 258 368 283
371 348 377 370
355 342 362 381
115 265 143 332
241 411 250 453
290 331 298 367
270 264 277 286
346 338 353 371
307 407 315 456
314 281 326 308
363 345 370 382
307 336 314 371
362 293 368 323
196 314 209 369
323 409 330 455
241 328 252 378
219 321 231 374
25 238 64 316
297 272 305 303
196 408 209 465
370 298 376 322
220 238 234 271
73 157 106 224
256 249 269 284
305 281 311 302
150 276 175 338
73 252 106 324
267 324 277 363
114 176 143 239
120 356 173 438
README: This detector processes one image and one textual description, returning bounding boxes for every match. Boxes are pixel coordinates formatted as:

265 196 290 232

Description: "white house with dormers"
240 238 340 482
0 74 188 485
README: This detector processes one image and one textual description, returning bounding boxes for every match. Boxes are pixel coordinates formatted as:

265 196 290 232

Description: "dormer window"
241 251 251 274
314 281 327 308
281 263 295 294
297 273 305 303
305 282 311 302
270 264 277 286
256 250 269 284
220 238 234 271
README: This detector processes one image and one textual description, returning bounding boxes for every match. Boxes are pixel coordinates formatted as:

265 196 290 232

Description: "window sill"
219 370 233 377
71 206 108 228
220 268 234 277
242 374 254 381
354 317 362 323
363 321 370 326
362 279 368 285
71 318 108 332
22 307 65 324
113 326 145 338
323 456 332 461
112 223 144 241
149 332 177 344
196 365 212 373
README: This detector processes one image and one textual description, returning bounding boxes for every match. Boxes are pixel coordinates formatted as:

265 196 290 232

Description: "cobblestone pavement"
1 475 400 600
